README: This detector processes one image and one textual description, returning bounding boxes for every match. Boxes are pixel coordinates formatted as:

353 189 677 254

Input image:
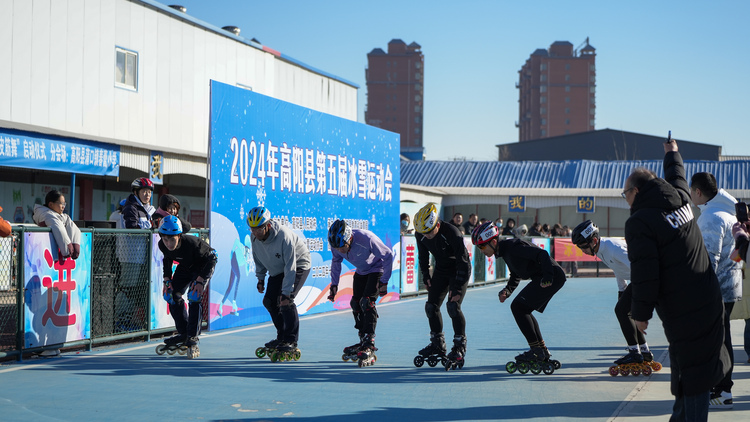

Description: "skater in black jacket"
158 215 218 359
624 137 729 421
413 203 471 369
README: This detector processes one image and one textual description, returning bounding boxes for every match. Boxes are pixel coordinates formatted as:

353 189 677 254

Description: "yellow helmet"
414 203 439 234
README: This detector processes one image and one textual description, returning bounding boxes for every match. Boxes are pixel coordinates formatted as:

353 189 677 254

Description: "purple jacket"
331 229 393 285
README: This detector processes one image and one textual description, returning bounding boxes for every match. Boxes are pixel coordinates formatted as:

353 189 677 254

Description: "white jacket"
697 189 743 302
33 204 82 256
596 237 631 292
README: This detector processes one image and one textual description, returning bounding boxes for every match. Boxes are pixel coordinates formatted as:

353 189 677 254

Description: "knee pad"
359 296 374 312
425 302 439 319
510 299 533 317
446 301 461 319
350 297 362 313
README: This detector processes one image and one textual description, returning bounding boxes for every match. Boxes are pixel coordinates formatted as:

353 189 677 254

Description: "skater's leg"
351 273 366 335
714 302 734 394
510 299 542 344
615 284 640 346
263 274 285 339
168 275 191 336
186 278 204 338
425 271 450 335
280 268 310 344
446 281 468 338
360 273 381 336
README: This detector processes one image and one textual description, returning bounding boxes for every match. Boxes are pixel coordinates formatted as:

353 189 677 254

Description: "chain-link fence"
0 233 19 351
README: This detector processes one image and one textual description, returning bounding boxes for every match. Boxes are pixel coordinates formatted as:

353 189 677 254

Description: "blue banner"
207 80 401 331
577 196 595 213
509 195 526 212
0 128 119 176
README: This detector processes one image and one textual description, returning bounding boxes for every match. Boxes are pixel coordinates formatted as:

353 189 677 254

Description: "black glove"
378 282 388 297
256 280 265 293
328 284 339 302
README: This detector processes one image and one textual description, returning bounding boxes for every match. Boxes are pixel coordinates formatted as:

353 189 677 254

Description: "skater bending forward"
413 203 471 367
159 215 218 358
473 222 566 365
328 219 393 363
247 206 311 357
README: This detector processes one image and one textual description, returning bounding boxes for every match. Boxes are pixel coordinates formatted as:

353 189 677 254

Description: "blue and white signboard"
208 81 401 331
0 128 119 176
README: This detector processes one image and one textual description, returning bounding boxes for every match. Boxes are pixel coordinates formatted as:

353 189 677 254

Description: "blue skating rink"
1 278 748 421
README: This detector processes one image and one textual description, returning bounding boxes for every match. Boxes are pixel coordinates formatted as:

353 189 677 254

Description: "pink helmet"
472 221 500 246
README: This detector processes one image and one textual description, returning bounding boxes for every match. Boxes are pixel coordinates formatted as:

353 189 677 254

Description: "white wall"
0 0 358 158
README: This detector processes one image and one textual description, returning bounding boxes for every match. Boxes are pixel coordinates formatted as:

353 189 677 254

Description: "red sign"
553 238 601 262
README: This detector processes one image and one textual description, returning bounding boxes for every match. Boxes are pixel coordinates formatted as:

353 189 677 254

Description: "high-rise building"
365 39 424 160
517 39 596 142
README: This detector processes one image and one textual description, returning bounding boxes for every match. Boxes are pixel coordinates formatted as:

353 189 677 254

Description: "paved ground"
1 278 748 422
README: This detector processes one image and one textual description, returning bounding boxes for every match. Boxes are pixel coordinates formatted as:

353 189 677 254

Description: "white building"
0 0 358 225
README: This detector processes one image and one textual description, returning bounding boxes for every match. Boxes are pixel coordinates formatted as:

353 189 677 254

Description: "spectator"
109 199 126 229
121 178 155 229
462 213 478 236
33 190 81 264
541 223 551 237
528 222 543 237
153 194 192 232
450 213 465 234
551 223 565 237
495 218 504 229
513 224 528 238
400 213 414 235
624 138 729 421
0 206 11 238
690 172 743 409
502 218 516 236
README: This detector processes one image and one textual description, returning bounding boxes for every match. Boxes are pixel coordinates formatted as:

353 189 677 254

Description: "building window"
590 119 595 126
415 73 422 80
565 119 570 125
590 109 595 115
415 95 422 102
565 86 570 92
565 97 570 103
541 118 546 125
415 128 420 134
541 129 546 136
415 62 421 69
540 96 547 104
565 130 570 134
590 86 596 93
414 106 422 112
565 74 570 82
565 63 571 70
416 84 422 91
115 47 138 90
393 61 397 67
590 64 596 71
540 107 546 114
540 63 547 71
565 108 570 114
541 74 547 82
540 85 547 93
415 117 421 123
415 138 421 145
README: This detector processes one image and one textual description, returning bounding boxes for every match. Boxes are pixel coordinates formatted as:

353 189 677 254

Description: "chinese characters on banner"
509 195 526 212
577 196 595 213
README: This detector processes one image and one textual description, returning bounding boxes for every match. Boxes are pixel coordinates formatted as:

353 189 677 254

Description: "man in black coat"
623 138 729 421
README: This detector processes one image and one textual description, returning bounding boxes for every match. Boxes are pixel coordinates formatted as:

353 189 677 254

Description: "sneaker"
39 349 60 357
709 390 733 410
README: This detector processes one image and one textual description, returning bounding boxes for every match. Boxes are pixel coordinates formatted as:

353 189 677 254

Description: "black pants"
614 284 646 346
425 269 468 337
715 301 734 393
350 272 381 336
263 268 309 344
168 270 202 338
510 266 566 344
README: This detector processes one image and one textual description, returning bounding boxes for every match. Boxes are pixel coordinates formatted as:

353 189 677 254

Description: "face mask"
401 220 408 227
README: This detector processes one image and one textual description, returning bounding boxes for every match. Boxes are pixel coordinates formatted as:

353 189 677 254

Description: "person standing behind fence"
0 206 11 238
690 172 742 410
624 138 729 421
153 194 191 232
158 215 217 359
33 190 81 264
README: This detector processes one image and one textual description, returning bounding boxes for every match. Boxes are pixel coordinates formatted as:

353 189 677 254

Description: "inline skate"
642 351 662 372
505 347 559 375
185 337 200 359
255 338 281 359
356 335 378 367
444 336 466 371
608 349 657 376
270 342 301 362
413 333 447 368
342 334 365 362
155 334 188 356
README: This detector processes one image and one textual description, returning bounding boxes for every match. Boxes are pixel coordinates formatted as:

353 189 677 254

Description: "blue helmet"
159 215 183 235
328 219 353 248
247 206 271 228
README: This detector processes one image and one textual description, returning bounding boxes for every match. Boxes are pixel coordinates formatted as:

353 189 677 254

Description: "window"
541 118 546 125
565 74 570 81
414 106 422 112
541 74 547 82
565 119 570 125
416 84 423 91
565 108 570 114
115 47 138 90
541 129 546 136
540 85 547 93
415 62 421 69
565 63 570 70
540 96 547 104
565 86 570 92
414 128 420 134
590 119 595 126
540 107 546 114
590 86 596 93
415 95 422 102
540 63 547 71
415 72 422 80
565 97 570 103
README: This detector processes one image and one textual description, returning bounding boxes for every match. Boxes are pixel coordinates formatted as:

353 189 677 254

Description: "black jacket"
494 238 562 294
159 234 217 281
625 151 728 396
415 221 471 291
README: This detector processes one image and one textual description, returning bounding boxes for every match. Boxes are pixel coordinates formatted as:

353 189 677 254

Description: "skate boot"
444 336 467 371
641 351 662 372
609 349 649 376
342 334 365 362
231 299 239 316
271 342 301 362
507 347 556 375
255 338 281 359
186 337 200 359
155 333 188 356
356 334 378 367
414 332 447 368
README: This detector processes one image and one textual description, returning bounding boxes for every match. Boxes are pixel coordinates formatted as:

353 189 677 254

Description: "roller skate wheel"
458 360 464 369
552 360 561 370
530 362 542 375
642 366 652 376
373 354 377 362
155 345 166 355
413 355 425 367
619 367 630 376
542 362 555 375
270 352 278 363
609 366 619 377
167 348 177 355
427 356 438 367
517 362 530 374
505 361 517 373
342 354 350 362
293 350 301 361
651 362 662 371
187 347 199 359
255 347 267 359
631 367 641 376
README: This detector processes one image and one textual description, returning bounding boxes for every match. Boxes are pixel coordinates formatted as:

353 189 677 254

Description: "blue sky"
170 0 750 161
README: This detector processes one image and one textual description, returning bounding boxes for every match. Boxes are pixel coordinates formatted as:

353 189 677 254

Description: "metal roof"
400 159 750 191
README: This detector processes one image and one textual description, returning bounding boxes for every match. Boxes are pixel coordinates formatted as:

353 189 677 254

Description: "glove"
71 243 80 259
188 280 204 302
540 279 552 288
257 279 265 293
328 284 338 302
378 282 388 297
163 281 175 304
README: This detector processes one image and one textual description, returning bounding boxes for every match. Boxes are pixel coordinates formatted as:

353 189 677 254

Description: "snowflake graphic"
239 204 245 221
256 186 266 206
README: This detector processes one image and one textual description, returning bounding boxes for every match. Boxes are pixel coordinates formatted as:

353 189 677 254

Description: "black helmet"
571 220 599 246
328 219 353 248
